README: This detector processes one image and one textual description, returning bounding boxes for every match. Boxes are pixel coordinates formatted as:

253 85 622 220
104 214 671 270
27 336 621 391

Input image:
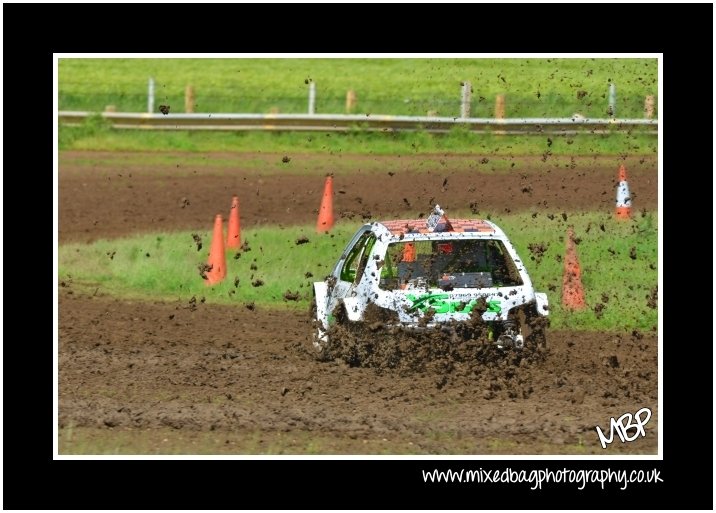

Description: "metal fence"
58 111 658 135
59 78 658 120
59 78 658 134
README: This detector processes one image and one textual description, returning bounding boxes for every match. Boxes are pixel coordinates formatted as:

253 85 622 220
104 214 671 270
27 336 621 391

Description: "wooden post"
494 94 505 119
644 95 655 119
185 85 195 113
460 81 472 118
345 90 357 113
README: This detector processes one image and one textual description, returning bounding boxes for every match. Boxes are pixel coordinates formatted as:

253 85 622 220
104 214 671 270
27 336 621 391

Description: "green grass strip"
58 211 657 332
59 57 657 118
59 121 657 156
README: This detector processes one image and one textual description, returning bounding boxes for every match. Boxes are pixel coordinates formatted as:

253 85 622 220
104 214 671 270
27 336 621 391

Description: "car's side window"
487 241 523 286
340 232 376 284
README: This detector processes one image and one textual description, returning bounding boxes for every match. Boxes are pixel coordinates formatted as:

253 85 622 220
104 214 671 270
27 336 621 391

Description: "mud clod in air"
197 263 212 280
593 303 605 319
283 290 300 301
527 242 548 264
191 234 203 252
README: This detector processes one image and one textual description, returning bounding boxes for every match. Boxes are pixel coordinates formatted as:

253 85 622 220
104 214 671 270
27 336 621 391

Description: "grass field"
58 58 658 155
59 119 657 156
59 57 657 118
58 211 658 332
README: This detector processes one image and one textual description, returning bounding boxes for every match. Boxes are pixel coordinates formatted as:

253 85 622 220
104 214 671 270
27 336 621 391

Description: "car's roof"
377 218 496 236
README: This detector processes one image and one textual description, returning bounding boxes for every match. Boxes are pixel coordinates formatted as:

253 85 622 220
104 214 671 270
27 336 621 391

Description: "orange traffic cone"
316 175 334 233
562 226 586 310
402 242 416 262
615 164 632 220
205 214 227 286
226 195 241 249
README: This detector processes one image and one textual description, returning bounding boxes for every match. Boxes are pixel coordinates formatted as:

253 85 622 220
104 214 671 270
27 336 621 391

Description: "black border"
4 2 712 510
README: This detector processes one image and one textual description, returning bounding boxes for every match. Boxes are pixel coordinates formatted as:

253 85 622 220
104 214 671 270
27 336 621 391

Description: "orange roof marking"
379 218 494 236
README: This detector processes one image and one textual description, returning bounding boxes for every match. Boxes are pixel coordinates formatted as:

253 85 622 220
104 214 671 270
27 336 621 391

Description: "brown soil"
59 293 658 454
58 152 657 243
58 150 658 454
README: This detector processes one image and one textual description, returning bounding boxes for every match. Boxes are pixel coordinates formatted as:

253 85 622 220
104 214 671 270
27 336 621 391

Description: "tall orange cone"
226 195 241 249
402 242 416 262
316 175 334 233
615 164 632 219
205 214 227 286
562 226 586 310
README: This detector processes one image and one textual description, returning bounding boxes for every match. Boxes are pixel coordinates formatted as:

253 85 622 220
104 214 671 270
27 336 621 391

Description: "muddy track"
59 293 658 454
58 150 658 454
59 152 657 243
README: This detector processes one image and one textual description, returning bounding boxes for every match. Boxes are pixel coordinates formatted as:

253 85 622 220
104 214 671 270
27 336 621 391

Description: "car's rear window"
378 239 523 290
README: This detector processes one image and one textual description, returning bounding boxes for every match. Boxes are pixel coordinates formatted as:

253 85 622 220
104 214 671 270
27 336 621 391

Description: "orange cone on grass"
226 195 241 249
402 242 416 262
316 175 334 233
205 214 226 286
562 226 586 310
615 164 632 220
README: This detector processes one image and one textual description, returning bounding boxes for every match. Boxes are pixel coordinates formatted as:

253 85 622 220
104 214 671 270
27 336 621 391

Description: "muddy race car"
310 206 549 357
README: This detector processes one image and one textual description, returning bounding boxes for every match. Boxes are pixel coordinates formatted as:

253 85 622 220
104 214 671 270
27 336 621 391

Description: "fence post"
495 94 505 119
148 77 155 113
608 82 617 117
345 89 357 113
185 85 195 113
460 81 472 118
644 95 655 119
308 82 316 115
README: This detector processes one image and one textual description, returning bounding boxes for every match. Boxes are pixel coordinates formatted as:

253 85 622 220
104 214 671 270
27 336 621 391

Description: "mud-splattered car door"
325 225 374 316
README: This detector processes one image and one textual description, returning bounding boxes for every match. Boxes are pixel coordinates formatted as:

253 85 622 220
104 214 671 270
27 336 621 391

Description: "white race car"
311 206 549 356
